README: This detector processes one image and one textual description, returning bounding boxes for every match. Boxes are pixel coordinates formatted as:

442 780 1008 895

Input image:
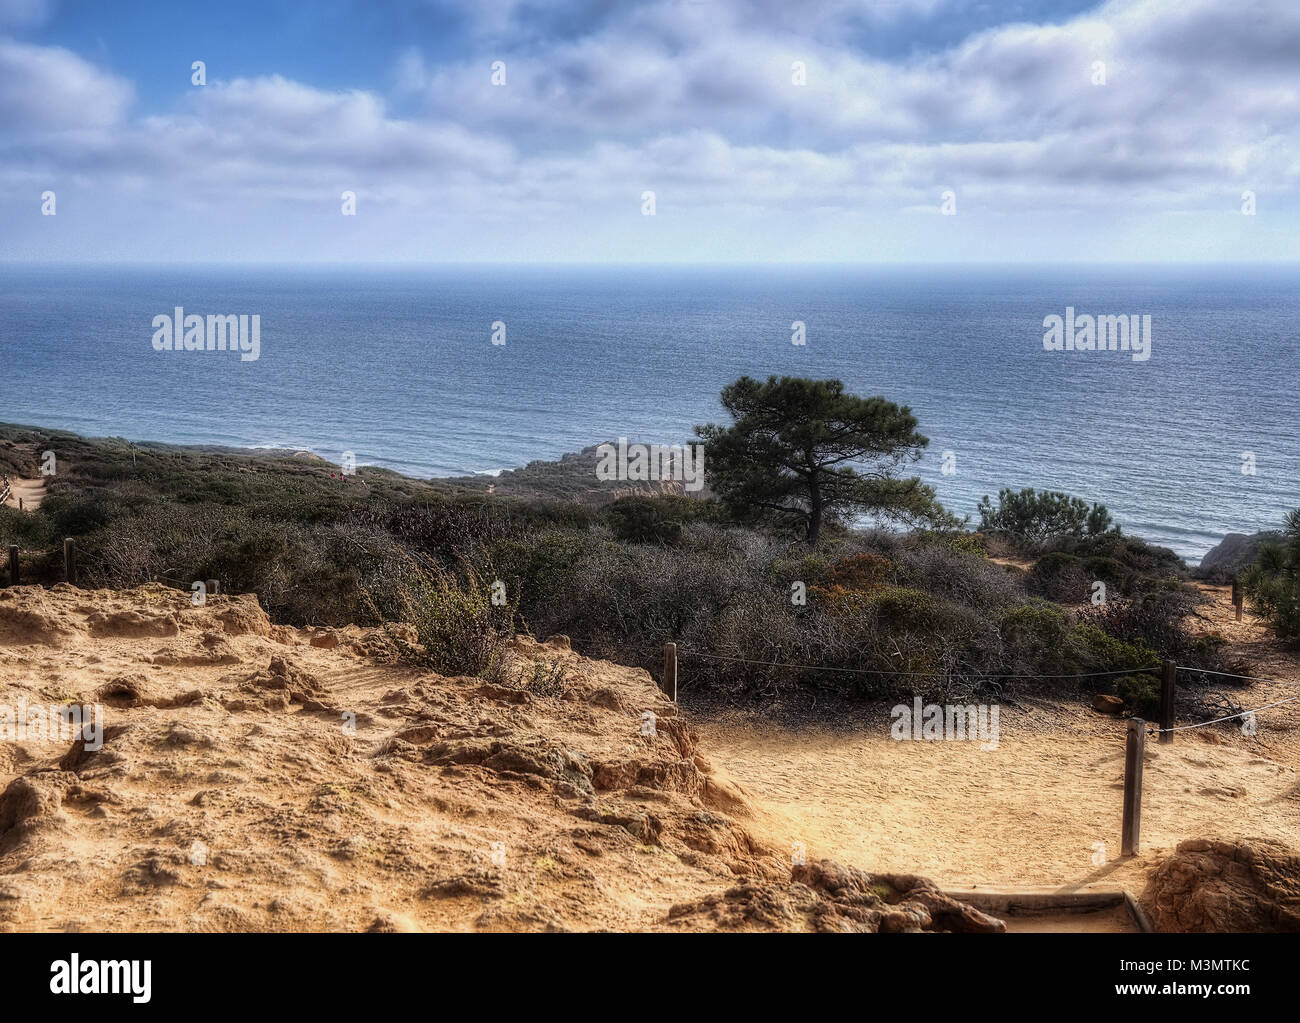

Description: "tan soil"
0 583 783 931
3 577 1296 931
1 477 46 511
692 583 1300 892
0 583 1004 933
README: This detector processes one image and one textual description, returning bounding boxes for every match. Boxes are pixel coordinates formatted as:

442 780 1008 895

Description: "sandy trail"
694 586 1300 893
1 477 47 511
697 715 1298 890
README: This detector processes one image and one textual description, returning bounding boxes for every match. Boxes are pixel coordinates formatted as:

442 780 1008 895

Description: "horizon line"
5 259 1300 269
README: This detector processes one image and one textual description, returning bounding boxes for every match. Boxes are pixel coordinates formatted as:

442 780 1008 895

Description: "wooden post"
1121 718 1145 857
1232 579 1244 622
7 545 17 587
63 537 75 584
1159 659 1176 745
205 579 219 597
662 642 677 702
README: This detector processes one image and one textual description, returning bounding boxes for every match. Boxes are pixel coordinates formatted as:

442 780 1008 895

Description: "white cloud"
0 37 132 131
2 0 1298 261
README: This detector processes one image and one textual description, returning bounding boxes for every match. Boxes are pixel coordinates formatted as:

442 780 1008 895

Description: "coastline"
0 417 1224 569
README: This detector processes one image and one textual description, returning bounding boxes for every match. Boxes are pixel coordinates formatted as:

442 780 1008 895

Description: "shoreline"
1 417 1225 568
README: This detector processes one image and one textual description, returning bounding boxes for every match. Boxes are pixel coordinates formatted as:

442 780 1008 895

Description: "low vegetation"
1243 509 1300 639
0 382 1252 713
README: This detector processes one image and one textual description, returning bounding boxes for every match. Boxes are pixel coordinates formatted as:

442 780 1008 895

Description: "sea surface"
2 263 1297 563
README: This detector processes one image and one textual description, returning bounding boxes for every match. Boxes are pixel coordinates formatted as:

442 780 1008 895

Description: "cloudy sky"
1 0 1296 262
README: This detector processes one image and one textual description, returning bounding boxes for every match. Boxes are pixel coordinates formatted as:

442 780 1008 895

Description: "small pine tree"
695 376 949 546
1243 509 1300 638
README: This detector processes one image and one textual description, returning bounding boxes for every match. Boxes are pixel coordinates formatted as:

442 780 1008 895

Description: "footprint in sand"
1198 785 1246 799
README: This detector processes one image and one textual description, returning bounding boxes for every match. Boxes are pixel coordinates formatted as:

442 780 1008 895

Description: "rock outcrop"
667 859 1007 933
1196 532 1282 582
1141 838 1300 932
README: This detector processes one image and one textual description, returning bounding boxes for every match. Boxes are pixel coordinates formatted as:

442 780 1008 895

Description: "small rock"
1092 694 1124 714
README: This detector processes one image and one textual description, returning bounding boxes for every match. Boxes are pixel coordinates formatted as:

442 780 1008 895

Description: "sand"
692 584 1300 892
1 576 1295 930
0 583 798 932
1 477 47 512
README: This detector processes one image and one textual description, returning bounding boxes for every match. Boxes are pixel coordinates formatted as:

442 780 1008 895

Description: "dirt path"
693 585 1300 893
697 713 1298 890
1 476 47 511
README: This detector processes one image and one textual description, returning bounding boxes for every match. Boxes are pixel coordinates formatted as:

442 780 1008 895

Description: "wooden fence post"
662 642 677 702
1159 659 1176 745
63 537 75 585
1122 718 1145 857
7 545 17 587
1232 578 1244 622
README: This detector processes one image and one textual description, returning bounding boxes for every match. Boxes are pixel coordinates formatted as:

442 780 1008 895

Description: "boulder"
1092 694 1124 715
666 858 1007 933
1141 838 1300 932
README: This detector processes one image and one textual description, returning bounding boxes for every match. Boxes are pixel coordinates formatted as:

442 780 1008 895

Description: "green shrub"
1113 674 1161 716
1083 555 1128 591
997 601 1073 675
1068 624 1159 675
369 554 519 681
917 529 987 557
1243 509 1300 638
1028 551 1089 603
865 586 939 627
489 531 587 607
605 497 684 544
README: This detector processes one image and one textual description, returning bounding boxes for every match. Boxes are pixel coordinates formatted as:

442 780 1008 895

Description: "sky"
0 0 1296 262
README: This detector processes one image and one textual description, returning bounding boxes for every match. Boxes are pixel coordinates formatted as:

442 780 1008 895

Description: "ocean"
1 263 1296 563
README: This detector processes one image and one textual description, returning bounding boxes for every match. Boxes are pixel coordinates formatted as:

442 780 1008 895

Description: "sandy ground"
693 584 1300 893
2 575 1296 930
1 583 890 933
1 477 46 511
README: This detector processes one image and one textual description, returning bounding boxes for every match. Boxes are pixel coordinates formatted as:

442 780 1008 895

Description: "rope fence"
2 539 221 599
670 647 1299 733
3 538 1293 862
657 643 1300 860
677 646 1158 681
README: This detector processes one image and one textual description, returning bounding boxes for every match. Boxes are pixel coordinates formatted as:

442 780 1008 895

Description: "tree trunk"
807 477 823 546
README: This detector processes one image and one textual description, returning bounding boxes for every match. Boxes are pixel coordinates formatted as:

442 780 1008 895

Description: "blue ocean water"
1 263 1296 563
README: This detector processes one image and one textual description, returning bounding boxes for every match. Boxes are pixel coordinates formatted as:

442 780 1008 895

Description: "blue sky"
1 0 1296 262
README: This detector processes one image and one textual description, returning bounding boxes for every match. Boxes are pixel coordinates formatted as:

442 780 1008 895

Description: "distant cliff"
432 442 713 506
1196 531 1283 582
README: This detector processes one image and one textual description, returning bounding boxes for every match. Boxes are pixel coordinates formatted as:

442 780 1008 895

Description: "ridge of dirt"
0 583 992 932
